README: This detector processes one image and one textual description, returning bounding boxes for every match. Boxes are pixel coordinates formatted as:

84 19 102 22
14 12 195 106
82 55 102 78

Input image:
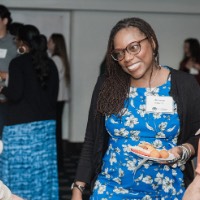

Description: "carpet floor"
59 143 90 200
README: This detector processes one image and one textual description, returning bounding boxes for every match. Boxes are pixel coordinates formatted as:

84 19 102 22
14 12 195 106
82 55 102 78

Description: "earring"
17 46 26 55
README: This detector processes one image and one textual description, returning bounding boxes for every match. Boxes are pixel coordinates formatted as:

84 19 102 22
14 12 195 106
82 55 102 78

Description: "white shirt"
52 55 69 101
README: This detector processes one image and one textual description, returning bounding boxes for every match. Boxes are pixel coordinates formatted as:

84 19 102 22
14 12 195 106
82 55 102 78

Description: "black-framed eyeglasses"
111 37 148 61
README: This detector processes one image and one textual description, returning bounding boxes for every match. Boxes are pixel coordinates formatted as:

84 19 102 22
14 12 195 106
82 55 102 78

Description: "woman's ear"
2 18 8 26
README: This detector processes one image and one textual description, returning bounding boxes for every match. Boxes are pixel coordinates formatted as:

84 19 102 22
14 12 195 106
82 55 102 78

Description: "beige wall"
2 0 200 141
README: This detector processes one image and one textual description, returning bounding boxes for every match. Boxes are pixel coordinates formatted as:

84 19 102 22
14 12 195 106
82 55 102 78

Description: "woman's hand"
182 174 200 200
158 146 181 166
194 63 200 70
168 146 182 159
160 144 194 167
12 194 24 200
0 71 8 81
71 188 83 200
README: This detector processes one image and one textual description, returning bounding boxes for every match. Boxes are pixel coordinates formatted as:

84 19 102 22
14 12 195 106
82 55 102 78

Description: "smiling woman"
71 17 200 200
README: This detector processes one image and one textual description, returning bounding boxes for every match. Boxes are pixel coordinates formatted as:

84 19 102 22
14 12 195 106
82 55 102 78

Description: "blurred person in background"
9 21 24 39
0 4 17 138
179 38 200 84
0 148 23 200
9 22 24 54
183 139 200 200
48 33 70 172
0 180 23 200
0 24 59 200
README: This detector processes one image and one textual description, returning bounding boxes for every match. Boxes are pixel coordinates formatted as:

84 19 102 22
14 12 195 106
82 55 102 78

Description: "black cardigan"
1 53 59 125
75 67 200 191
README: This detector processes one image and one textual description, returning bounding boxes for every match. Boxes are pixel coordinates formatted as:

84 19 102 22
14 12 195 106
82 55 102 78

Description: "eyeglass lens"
111 37 147 61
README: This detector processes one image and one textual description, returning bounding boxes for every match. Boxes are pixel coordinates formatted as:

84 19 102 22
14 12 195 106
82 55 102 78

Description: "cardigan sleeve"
74 75 104 184
184 75 200 154
1 59 24 102
196 140 200 174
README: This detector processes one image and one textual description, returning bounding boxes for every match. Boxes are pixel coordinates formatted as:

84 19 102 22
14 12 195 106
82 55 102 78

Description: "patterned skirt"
0 120 59 200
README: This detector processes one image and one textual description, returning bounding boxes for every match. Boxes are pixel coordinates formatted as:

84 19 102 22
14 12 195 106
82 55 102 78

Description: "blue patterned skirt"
0 120 59 200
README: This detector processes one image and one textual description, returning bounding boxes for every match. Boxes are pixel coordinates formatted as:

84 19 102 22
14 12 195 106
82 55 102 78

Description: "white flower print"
153 112 162 119
114 128 129 137
152 183 159 189
119 108 131 116
142 195 152 200
145 122 154 131
163 165 170 171
172 136 178 145
125 115 139 128
97 184 106 194
166 125 176 132
162 176 174 192
115 147 121 154
113 177 121 184
158 122 167 131
137 104 146 117
126 160 137 171
134 174 143 183
109 152 117 165
119 168 124 178
156 132 166 138
110 118 119 124
130 99 135 108
145 87 159 96
106 144 113 155
93 78 183 199
172 169 177 176
142 176 153 184
143 162 151 169
153 140 162 149
129 87 138 98
122 144 131 153
94 180 100 190
154 172 164 185
130 130 140 141
113 187 129 194
102 168 111 179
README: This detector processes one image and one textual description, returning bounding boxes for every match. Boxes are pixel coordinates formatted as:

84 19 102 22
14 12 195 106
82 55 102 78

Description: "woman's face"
113 27 155 80
47 37 55 54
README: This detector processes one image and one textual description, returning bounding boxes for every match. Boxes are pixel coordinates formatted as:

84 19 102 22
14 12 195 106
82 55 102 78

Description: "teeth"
128 63 140 70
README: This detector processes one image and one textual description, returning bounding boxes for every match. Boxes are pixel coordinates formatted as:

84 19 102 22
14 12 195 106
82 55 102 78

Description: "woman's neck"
131 66 170 88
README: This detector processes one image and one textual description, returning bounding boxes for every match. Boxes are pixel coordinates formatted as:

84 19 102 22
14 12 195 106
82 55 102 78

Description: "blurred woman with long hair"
48 33 70 171
179 38 200 84
0 24 59 200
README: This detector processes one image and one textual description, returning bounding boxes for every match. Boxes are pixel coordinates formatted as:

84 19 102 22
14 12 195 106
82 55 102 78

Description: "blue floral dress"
90 77 185 200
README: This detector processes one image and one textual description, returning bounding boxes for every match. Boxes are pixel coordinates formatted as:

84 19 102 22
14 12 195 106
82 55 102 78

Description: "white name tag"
146 96 174 113
0 49 7 58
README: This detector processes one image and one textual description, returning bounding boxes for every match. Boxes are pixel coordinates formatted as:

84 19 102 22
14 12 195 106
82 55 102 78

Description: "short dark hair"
9 22 24 36
0 4 12 29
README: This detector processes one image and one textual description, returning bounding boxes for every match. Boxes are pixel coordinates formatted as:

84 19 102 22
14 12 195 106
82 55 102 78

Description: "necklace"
150 67 160 85
148 65 161 92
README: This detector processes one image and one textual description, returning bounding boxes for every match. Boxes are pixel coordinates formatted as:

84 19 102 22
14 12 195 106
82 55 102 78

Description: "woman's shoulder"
169 66 196 82
168 66 200 94
10 53 31 67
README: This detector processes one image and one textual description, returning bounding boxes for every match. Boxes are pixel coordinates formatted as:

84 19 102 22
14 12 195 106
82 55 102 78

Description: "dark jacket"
2 53 59 125
75 67 200 192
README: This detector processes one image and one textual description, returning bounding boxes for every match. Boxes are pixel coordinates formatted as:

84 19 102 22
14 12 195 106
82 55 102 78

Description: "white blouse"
52 55 69 101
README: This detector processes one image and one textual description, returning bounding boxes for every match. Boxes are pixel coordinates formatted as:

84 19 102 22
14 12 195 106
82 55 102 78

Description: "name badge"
0 49 7 58
146 96 174 113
